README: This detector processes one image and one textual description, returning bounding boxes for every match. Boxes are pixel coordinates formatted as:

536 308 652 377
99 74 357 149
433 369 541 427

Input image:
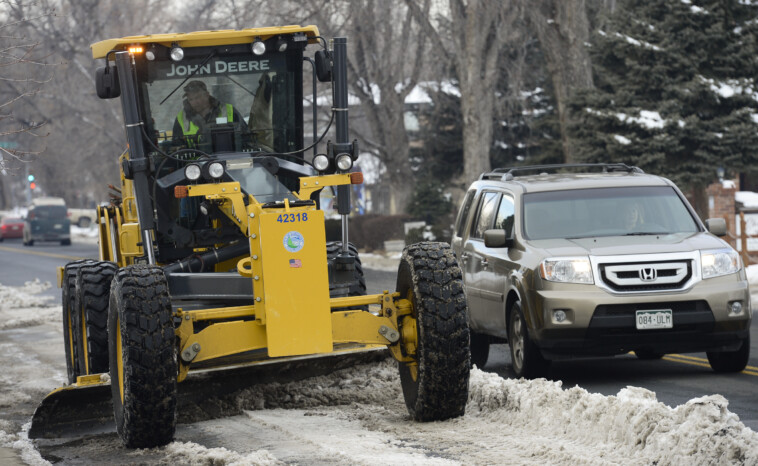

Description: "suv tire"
706 335 750 373
470 332 490 369
634 350 664 360
508 301 549 378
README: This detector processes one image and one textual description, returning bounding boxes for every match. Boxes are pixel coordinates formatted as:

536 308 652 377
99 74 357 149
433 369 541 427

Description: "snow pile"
227 360 758 464
468 369 758 465
359 252 402 272
747 264 758 286
71 225 99 244
0 427 49 466
152 442 279 466
736 191 758 208
0 281 58 330
232 361 401 413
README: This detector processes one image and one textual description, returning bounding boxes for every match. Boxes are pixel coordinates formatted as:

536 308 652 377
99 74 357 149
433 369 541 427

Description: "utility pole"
24 164 32 205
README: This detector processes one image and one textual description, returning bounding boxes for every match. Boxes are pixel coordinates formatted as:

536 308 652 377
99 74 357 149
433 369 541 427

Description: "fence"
732 210 758 266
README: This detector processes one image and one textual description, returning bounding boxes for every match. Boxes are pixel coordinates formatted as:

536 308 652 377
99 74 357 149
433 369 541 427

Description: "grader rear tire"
109 265 177 448
61 260 93 384
327 241 367 311
396 242 470 421
74 261 117 375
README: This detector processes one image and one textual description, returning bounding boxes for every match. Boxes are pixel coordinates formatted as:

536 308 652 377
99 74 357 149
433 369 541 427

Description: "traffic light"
30 181 36 190
27 174 34 182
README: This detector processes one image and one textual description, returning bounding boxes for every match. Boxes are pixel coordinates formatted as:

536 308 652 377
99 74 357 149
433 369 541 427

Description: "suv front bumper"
532 273 751 359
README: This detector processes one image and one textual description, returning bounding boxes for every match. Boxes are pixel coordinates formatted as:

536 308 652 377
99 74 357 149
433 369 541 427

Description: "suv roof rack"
479 163 644 181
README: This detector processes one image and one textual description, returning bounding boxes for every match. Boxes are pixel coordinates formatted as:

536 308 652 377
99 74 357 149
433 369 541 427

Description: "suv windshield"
140 51 301 155
523 186 699 240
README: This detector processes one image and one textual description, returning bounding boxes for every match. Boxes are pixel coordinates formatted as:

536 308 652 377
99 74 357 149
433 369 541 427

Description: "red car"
0 216 24 240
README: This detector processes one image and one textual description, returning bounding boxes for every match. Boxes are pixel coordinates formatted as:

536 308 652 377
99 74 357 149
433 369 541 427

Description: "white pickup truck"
67 207 96 228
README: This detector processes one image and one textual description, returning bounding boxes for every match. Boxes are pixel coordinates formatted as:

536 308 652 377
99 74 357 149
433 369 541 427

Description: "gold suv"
452 164 751 378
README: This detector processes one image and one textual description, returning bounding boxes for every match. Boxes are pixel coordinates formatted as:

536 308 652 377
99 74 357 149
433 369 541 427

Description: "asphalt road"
1 238 756 433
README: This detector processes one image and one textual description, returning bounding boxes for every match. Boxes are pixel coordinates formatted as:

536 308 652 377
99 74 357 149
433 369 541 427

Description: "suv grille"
599 260 692 292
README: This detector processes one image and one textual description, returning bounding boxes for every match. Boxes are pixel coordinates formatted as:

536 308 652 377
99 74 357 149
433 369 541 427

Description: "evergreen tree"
569 0 758 215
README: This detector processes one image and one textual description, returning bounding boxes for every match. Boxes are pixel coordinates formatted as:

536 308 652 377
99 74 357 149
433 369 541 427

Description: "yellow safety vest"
177 103 234 136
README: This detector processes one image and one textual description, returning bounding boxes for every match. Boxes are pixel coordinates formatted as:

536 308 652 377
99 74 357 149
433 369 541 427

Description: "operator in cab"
172 80 247 148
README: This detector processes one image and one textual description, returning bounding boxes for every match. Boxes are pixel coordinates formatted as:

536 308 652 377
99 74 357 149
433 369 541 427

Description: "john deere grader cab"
29 26 470 448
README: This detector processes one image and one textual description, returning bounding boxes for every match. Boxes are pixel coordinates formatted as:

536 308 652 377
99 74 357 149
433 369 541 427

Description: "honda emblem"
639 267 657 281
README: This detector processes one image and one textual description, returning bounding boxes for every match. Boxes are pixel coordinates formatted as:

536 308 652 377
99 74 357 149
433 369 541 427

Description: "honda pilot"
452 164 751 378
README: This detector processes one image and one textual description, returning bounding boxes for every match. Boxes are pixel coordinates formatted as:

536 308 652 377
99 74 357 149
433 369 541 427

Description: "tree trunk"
691 183 710 222
528 0 594 163
460 85 495 183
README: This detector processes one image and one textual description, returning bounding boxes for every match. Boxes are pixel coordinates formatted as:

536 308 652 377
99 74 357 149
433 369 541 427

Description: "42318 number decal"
277 213 308 223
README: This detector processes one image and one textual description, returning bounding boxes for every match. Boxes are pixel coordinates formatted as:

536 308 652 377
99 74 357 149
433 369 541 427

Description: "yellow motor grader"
29 26 470 448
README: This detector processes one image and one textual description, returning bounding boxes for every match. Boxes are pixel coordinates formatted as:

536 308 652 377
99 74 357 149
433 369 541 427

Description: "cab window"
472 192 500 239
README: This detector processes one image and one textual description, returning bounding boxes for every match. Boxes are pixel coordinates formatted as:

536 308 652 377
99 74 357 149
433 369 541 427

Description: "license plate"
11 226 18 230
636 310 672 330
54 224 62 229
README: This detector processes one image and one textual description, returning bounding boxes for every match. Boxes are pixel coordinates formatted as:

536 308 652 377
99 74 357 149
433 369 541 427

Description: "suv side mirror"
484 229 513 248
705 218 727 237
96 66 121 99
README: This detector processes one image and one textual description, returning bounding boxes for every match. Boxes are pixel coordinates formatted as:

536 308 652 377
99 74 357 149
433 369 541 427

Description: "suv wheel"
706 335 750 373
470 332 490 369
508 301 549 378
634 350 664 360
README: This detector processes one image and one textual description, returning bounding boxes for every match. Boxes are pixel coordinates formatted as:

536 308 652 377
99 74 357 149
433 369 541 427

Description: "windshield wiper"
623 232 669 236
159 49 217 105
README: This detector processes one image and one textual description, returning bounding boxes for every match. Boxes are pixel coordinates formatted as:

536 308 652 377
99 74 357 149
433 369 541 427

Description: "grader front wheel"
395 242 470 422
108 265 177 448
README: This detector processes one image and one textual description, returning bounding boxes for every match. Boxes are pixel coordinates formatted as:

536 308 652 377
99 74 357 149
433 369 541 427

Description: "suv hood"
531 232 730 257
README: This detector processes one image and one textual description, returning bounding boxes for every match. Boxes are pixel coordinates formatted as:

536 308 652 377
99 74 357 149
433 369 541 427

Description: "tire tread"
109 265 177 448
397 242 470 421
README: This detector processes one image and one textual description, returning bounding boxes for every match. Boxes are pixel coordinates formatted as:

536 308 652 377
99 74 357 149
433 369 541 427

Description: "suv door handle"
480 258 489 268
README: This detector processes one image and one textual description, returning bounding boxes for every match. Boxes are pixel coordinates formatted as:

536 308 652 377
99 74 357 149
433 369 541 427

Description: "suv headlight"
701 249 740 279
540 257 594 284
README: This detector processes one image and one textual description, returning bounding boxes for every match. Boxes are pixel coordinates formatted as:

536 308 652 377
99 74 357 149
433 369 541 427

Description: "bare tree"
404 0 525 188
284 0 433 214
4 0 172 205
0 1 58 208
526 0 594 163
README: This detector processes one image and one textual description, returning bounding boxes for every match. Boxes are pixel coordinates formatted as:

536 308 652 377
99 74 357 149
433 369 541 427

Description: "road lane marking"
662 354 758 376
0 245 84 261
665 353 758 371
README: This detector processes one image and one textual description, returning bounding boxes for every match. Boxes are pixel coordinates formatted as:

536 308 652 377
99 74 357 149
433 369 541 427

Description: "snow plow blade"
30 346 388 440
29 376 112 439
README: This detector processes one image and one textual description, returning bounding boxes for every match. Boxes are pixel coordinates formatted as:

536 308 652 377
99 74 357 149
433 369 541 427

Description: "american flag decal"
289 259 302 268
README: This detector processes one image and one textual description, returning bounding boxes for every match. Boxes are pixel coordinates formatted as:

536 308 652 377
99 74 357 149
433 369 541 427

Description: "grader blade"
29 379 113 439
29 347 387 440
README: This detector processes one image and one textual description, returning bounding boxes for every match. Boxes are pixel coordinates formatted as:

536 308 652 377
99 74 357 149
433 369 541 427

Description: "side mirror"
484 229 514 248
96 66 120 99
314 50 332 82
705 218 727 237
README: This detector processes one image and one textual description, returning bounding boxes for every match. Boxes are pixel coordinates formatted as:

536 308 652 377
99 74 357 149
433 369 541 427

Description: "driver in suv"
452 164 751 378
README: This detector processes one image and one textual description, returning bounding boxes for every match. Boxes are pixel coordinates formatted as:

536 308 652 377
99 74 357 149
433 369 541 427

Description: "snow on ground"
748 264 758 286
358 251 402 272
0 269 757 464
70 224 99 243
